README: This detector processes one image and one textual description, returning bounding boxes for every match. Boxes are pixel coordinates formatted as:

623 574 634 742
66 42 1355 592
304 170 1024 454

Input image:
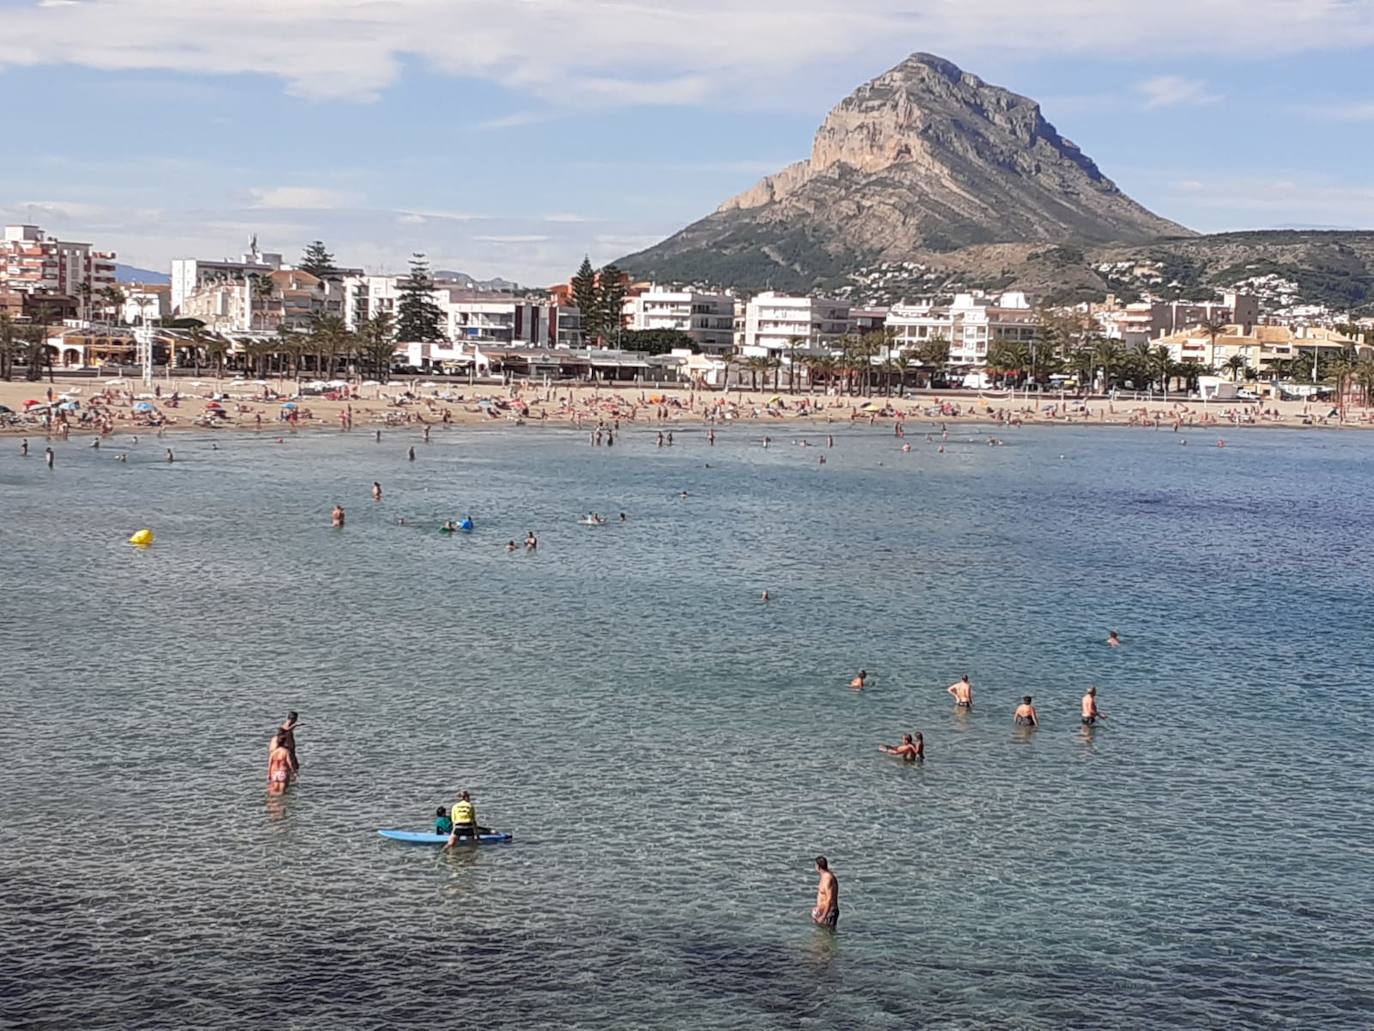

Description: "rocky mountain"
618 53 1191 291
433 270 522 292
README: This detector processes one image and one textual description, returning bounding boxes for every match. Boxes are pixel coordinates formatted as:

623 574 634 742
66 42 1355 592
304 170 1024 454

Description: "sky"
2 0 1374 285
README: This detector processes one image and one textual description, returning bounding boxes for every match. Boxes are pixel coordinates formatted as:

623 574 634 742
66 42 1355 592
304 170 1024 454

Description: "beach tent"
281 401 298 410
133 401 156 412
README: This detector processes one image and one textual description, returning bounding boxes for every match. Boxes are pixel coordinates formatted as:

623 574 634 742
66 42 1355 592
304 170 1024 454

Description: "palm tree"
784 337 805 393
309 314 350 379
1091 338 1124 392
100 285 125 324
205 334 230 379
1146 345 1173 393
77 281 93 325
744 355 769 392
915 335 950 387
360 312 396 382
0 313 17 381
252 275 275 332
1222 354 1248 382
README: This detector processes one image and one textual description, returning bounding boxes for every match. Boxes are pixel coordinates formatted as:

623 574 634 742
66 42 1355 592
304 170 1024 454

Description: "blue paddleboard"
378 829 513 845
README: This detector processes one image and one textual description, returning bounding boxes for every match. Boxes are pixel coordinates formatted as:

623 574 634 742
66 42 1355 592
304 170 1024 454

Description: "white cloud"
1299 101 1374 121
246 186 357 210
1135 76 1220 110
1 2 1371 107
473 111 553 130
542 213 599 224
473 234 551 243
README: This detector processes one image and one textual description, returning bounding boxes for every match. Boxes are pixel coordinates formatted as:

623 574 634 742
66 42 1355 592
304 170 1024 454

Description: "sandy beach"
0 374 1366 438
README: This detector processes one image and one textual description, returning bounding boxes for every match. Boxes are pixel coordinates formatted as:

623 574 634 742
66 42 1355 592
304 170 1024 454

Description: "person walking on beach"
812 856 839 930
948 675 973 709
1014 696 1039 727
1081 687 1105 726
332 504 346 527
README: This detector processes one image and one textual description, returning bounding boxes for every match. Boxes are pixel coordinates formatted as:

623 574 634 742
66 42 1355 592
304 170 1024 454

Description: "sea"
2 421 1371 1029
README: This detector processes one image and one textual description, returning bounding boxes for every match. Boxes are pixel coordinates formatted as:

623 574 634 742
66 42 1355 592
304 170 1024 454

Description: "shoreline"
2 376 1369 438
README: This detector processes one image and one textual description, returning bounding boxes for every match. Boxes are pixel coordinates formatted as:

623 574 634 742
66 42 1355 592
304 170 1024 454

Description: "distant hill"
434 270 521 292
116 263 169 284
619 53 1189 293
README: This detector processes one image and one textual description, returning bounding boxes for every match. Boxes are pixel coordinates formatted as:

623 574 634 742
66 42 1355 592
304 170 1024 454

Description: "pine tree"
597 264 626 348
570 256 600 346
298 240 337 279
396 253 446 342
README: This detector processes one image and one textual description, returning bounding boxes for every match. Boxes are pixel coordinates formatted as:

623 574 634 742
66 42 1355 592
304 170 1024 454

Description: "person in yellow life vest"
445 790 491 847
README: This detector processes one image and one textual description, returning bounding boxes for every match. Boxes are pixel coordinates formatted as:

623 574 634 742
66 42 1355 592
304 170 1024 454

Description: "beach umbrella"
24 399 42 408
205 401 224 410
58 401 80 411
133 401 156 412
281 401 298 409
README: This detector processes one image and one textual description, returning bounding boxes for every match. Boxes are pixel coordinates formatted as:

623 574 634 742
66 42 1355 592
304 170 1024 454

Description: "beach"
0 374 1366 439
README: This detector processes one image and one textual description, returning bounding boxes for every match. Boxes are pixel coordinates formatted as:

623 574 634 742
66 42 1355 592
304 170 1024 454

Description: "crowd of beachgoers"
0 375 1362 438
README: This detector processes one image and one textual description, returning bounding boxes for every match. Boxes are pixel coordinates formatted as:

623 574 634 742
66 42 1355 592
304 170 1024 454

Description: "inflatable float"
129 529 154 547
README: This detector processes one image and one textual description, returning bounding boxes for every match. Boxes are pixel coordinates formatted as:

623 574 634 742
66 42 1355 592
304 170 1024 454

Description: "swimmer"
211 442 219 450
331 504 346 528
1107 630 1121 648
879 732 924 763
372 481 382 501
811 856 839 931
165 448 174 463
506 539 517 553
115 453 127 463
761 590 770 603
45 447 54 468
408 446 415 461
1014 695 1038 727
619 512 627 522
20 438 28 456
850 669 867 690
947 674 973 709
901 442 911 452
1081 686 1106 726
679 491 689 499
525 530 538 551
90 438 100 449
441 520 457 533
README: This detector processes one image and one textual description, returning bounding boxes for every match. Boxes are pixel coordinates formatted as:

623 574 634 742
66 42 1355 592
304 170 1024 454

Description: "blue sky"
2 0 1373 285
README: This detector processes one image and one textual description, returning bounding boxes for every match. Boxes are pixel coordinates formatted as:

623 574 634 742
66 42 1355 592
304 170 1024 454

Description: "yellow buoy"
129 529 154 547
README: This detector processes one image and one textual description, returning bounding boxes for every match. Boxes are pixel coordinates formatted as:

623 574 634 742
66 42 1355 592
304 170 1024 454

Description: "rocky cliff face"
621 53 1190 291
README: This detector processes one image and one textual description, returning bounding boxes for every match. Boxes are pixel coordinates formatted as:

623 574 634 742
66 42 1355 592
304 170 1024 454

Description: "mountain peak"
621 53 1189 291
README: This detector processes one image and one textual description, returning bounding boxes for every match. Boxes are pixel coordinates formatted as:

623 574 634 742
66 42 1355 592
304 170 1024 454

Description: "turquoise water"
2 423 1371 1029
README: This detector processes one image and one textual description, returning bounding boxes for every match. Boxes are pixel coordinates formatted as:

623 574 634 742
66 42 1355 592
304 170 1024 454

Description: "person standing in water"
331 504 346 527
45 447 54 469
267 731 293 795
947 675 973 709
850 669 867 690
1014 696 1039 727
277 712 301 772
812 856 839 930
1081 687 1105 726
372 482 383 501
879 732 924 762
21 438 29 456
1107 630 1121 648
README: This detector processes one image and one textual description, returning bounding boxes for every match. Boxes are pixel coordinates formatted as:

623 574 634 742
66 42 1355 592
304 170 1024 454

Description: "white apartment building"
119 284 170 325
171 241 283 314
740 292 850 357
343 276 551 346
624 288 735 353
1096 291 1259 347
887 291 1037 367
2 223 116 299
